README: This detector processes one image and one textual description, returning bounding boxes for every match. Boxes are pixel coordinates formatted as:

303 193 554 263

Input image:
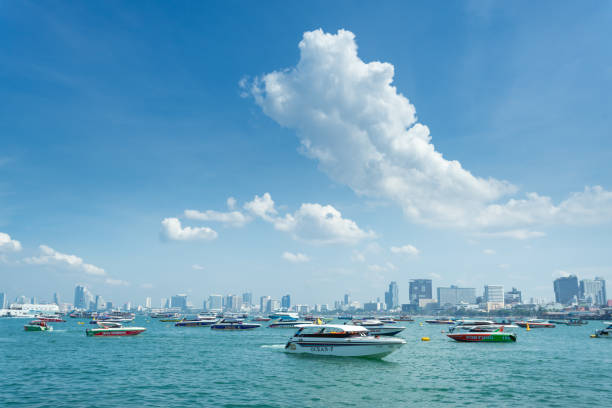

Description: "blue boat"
175 319 216 327
211 318 261 330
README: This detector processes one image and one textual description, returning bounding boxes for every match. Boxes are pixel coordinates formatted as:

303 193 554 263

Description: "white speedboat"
268 318 313 328
285 324 405 358
351 319 405 336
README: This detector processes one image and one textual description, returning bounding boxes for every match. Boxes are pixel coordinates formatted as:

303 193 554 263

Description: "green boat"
447 327 516 342
24 320 53 332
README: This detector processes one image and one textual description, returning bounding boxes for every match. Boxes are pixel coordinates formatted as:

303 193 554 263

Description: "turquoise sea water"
1 317 611 407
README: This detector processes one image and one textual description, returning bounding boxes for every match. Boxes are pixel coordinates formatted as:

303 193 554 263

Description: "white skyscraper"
484 285 504 310
145 297 152 309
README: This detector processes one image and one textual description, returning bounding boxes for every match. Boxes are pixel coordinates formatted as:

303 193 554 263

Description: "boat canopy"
295 324 368 332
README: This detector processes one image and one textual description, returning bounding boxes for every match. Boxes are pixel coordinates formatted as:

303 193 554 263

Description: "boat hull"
447 333 516 342
175 321 215 327
285 340 404 358
364 327 405 336
516 322 555 328
210 324 260 330
24 325 51 332
86 327 146 336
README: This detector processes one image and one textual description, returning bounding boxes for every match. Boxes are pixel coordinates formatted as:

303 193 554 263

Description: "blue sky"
1 1 611 307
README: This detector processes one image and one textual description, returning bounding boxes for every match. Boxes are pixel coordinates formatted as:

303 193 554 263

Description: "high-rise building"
74 285 93 310
385 281 399 310
242 292 253 306
225 294 241 311
343 293 350 305
281 294 291 310
94 295 106 311
260 295 271 312
208 294 223 311
437 286 477 307
266 299 280 313
484 285 504 310
409 279 432 304
504 287 522 305
145 297 152 309
0 292 6 309
171 294 188 310
580 278 607 305
161 298 167 309
30 296 37 304
53 292 60 305
554 276 579 305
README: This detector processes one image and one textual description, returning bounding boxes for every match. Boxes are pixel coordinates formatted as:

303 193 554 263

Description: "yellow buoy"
419 323 423 326
421 337 430 341
590 334 596 338
526 323 531 331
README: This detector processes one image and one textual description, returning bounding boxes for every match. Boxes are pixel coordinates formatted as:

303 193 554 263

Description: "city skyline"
2 271 608 313
1 2 612 304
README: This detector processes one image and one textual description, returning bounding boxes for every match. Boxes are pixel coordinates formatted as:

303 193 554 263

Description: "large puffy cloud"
161 218 218 241
0 232 21 252
249 29 612 232
245 193 375 244
25 245 106 276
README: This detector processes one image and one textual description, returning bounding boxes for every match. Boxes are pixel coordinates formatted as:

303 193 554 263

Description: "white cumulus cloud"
483 249 496 255
249 29 612 232
25 245 106 276
282 251 310 263
0 232 22 252
183 209 250 227
192 264 205 270
245 193 375 244
105 278 129 286
161 218 218 241
477 229 546 240
390 244 420 256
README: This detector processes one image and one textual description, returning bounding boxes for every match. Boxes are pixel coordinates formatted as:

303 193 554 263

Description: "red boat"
36 315 66 322
515 319 555 328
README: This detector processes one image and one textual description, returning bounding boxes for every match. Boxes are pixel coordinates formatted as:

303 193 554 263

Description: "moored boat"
425 318 455 325
24 320 53 332
36 315 65 322
394 315 414 322
86 322 146 337
351 319 405 336
515 319 555 328
448 327 516 343
211 318 260 330
591 322 612 339
268 318 313 328
175 318 216 327
285 324 405 358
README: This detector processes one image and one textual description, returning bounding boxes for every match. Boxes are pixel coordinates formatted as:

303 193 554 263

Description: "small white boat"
351 319 405 336
268 318 313 328
285 324 405 358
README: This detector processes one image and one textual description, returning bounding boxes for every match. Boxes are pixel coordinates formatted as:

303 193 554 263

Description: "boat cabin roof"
295 324 368 332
